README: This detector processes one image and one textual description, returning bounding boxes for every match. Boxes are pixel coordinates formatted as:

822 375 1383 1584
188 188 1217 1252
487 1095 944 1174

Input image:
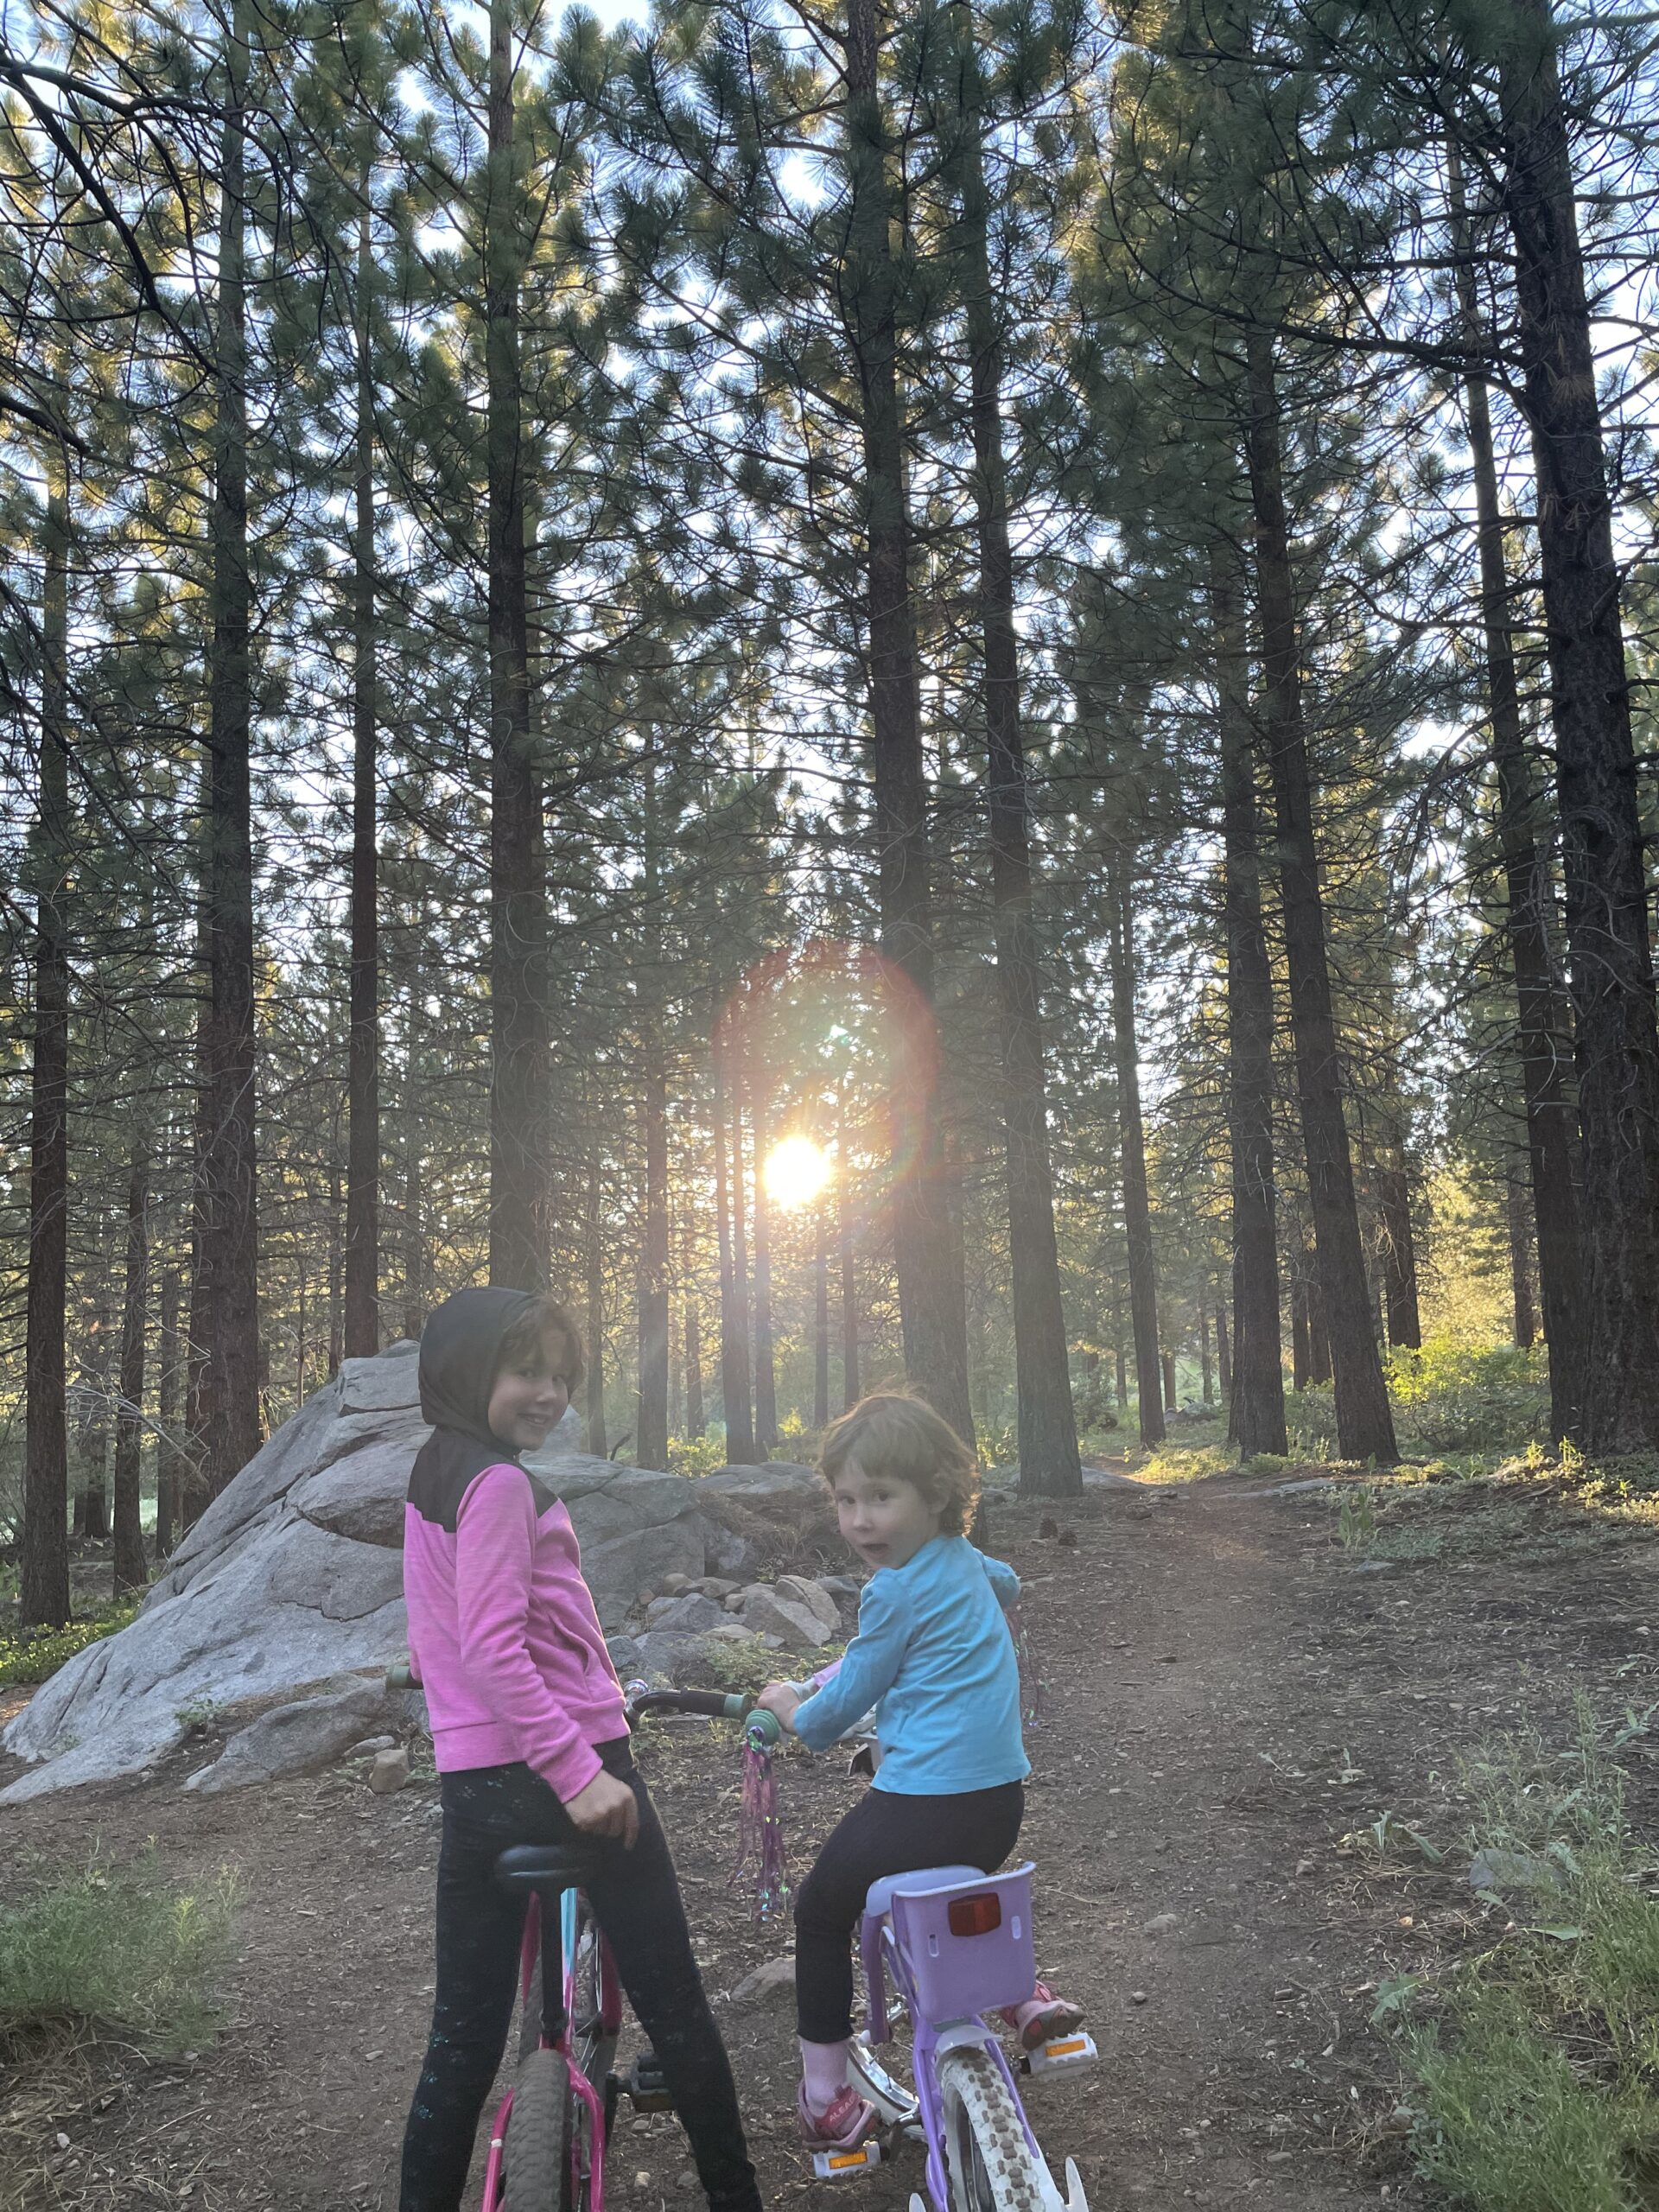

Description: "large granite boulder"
1 1350 823 1801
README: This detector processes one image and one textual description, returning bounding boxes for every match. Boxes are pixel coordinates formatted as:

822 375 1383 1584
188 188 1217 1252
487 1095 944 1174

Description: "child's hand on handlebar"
756 1682 802 1733
563 1769 640 1847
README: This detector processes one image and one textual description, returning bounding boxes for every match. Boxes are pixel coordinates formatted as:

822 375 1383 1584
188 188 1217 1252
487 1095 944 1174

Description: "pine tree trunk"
637 1052 671 1469
685 1299 705 1439
842 0 973 1446
401 944 425 1342
1162 1348 1178 1414
112 1141 150 1593
749 1071 778 1455
345 202 380 1361
1211 546 1287 1456
1243 333 1396 1463
1508 1168 1538 1350
839 1080 861 1412
1200 1314 1213 1404
713 1040 756 1461
1107 857 1165 1446
486 0 550 1292
954 53 1079 1497
1215 1303 1233 1399
156 1262 184 1556
1446 136 1586 1440
21 449 73 1626
815 1198 831 1429
327 1152 343 1378
1290 1255 1312 1392
1377 1154 1421 1350
1495 0 1659 1451
585 1153 607 1458
199 0 263 1498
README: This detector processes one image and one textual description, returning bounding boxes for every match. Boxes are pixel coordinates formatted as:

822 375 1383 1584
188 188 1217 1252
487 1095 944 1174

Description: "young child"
398 1286 763 2212
757 1392 1084 2152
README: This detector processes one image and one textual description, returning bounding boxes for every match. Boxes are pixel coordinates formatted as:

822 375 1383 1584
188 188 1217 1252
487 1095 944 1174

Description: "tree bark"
401 938 425 1342
1290 1253 1312 1392
1162 1347 1178 1414
1508 1168 1538 1350
156 1262 185 1556
1106 856 1164 1446
685 1298 704 1438
1215 1303 1233 1399
815 1196 831 1429
952 41 1079 1497
839 1081 861 1412
1377 1151 1421 1350
112 1141 150 1593
1243 332 1396 1463
21 448 73 1626
635 769 670 1470
1494 0 1659 1450
585 1151 607 1458
749 1069 778 1455
1443 134 1586 1438
1211 545 1288 1456
842 0 974 1446
199 0 263 1498
345 201 379 1361
486 0 550 1292
713 1036 756 1461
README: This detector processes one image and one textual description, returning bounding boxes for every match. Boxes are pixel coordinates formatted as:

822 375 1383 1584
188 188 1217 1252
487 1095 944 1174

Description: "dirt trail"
6 1473 1657 2212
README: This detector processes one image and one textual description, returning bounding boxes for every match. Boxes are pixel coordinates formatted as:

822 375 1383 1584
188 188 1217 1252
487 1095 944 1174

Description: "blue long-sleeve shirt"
791 1535 1029 1796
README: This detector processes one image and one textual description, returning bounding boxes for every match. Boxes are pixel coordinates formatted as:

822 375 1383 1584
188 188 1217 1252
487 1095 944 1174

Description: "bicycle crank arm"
848 2037 920 2126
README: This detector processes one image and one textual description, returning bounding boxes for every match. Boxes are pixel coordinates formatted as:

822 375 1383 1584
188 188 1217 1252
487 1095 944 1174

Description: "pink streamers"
731 1720 791 1925
1007 1603 1046 1728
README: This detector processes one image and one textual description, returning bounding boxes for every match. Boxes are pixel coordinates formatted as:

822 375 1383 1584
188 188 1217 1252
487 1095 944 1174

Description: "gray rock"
726 1955 796 2009
2 1349 713 1800
631 1631 733 1688
816 1575 863 1605
607 1635 645 1681
773 1575 840 1631
690 1578 741 1599
369 1745 411 1796
645 1593 727 1633
734 1584 836 1651
182 1675 397 1796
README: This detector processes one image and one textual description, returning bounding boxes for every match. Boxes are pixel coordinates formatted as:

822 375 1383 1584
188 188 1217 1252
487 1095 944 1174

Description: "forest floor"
5 1456 1659 2212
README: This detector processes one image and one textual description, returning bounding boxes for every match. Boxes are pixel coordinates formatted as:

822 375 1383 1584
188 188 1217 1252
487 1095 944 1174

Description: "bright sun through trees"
762 1135 832 1211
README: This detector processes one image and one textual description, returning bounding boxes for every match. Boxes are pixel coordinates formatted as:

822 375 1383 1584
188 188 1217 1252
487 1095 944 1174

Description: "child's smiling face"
830 1457 943 1572
487 1332 571 1453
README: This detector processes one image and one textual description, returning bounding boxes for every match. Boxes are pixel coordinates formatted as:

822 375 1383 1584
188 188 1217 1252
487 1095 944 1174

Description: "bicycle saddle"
862 1865 984 1919
493 1844 599 1897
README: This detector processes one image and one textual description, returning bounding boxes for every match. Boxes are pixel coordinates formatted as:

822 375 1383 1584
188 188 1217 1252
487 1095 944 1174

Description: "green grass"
1380 1701 1659 2211
0 1598 143 1687
0 1854 237 2055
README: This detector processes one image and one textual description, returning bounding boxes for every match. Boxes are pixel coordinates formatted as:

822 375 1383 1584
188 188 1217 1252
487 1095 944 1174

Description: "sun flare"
763 1135 832 1211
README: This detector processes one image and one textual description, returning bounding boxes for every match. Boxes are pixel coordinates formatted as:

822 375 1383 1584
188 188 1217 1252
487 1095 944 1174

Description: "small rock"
773 1575 841 1630
634 2173 652 2190
734 1584 836 1650
1295 1859 1315 1877
690 1578 741 1599
645 1593 727 1634
370 1746 410 1795
1140 1912 1178 1936
354 1733 397 1755
677 2169 696 2192
659 1573 692 1596
816 1574 862 1604
1129 1989 1148 2005
727 1955 797 2009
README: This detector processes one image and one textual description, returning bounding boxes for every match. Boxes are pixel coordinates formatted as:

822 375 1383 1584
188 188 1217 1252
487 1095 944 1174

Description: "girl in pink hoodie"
397 1287 762 2212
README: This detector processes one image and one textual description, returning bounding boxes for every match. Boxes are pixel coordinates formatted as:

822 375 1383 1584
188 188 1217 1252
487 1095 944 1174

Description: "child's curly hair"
498 1294 587 1397
817 1390 979 1536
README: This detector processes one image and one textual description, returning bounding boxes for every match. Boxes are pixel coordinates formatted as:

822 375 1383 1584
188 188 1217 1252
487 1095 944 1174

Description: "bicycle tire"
505 2046 572 2212
564 1896 616 2212
937 2046 1046 2212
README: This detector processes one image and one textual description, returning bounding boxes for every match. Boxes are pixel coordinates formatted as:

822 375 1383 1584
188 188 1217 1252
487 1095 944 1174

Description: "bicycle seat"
494 1844 598 1897
863 1866 984 1919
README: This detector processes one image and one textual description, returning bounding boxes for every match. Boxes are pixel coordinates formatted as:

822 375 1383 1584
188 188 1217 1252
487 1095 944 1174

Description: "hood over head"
407 1285 550 1533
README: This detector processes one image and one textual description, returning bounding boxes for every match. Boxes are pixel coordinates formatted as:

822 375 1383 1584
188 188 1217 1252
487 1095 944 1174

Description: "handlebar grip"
744 1707 784 1748
386 1660 418 1691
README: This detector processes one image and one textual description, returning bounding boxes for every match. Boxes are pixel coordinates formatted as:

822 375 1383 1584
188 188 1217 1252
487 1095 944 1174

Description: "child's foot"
796 2082 878 2151
999 1981 1086 2052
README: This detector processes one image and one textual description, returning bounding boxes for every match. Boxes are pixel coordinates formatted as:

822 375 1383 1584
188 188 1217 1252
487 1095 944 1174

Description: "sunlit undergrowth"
1376 1702 1659 2212
0 1599 142 1688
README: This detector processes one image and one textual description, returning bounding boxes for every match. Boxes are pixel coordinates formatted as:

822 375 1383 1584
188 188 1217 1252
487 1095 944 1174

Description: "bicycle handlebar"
383 1662 782 1745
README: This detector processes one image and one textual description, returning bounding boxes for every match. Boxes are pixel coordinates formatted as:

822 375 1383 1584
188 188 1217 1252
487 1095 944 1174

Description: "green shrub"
0 1855 236 2054
1287 1383 1337 1455
1388 1338 1549 1453
668 1433 731 1478
0 1598 142 1687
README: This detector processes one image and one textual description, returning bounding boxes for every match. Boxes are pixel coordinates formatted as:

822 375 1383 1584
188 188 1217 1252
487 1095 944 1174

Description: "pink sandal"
999 1981 1086 2052
796 2082 879 2150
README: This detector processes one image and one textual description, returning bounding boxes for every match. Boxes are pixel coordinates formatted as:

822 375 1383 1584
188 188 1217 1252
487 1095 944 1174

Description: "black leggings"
398 1744 761 2212
793 1780 1025 2044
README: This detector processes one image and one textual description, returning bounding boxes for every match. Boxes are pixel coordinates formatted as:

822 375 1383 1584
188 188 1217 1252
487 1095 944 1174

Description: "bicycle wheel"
505 2046 572 2212
563 1895 617 2212
937 2047 1046 2212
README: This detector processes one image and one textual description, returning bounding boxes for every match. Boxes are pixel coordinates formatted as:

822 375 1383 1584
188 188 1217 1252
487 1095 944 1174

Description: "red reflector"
947 1892 1003 1937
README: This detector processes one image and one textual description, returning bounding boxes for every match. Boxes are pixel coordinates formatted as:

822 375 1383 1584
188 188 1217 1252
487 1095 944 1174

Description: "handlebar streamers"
730 1718 791 1927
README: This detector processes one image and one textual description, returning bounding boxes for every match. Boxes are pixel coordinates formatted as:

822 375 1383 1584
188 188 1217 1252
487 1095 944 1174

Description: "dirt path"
6 1474 1656 2212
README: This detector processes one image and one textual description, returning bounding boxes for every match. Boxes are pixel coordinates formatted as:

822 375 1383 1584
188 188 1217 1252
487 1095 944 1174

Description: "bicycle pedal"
620 2055 675 2112
810 2141 882 2180
1023 2030 1097 2076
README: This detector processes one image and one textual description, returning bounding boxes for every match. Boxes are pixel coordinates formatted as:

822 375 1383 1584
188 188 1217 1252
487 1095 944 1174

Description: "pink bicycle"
385 1673 782 2212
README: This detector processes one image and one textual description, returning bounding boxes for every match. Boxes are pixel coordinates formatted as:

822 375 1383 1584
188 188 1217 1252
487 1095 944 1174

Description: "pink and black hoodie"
403 1287 627 1803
